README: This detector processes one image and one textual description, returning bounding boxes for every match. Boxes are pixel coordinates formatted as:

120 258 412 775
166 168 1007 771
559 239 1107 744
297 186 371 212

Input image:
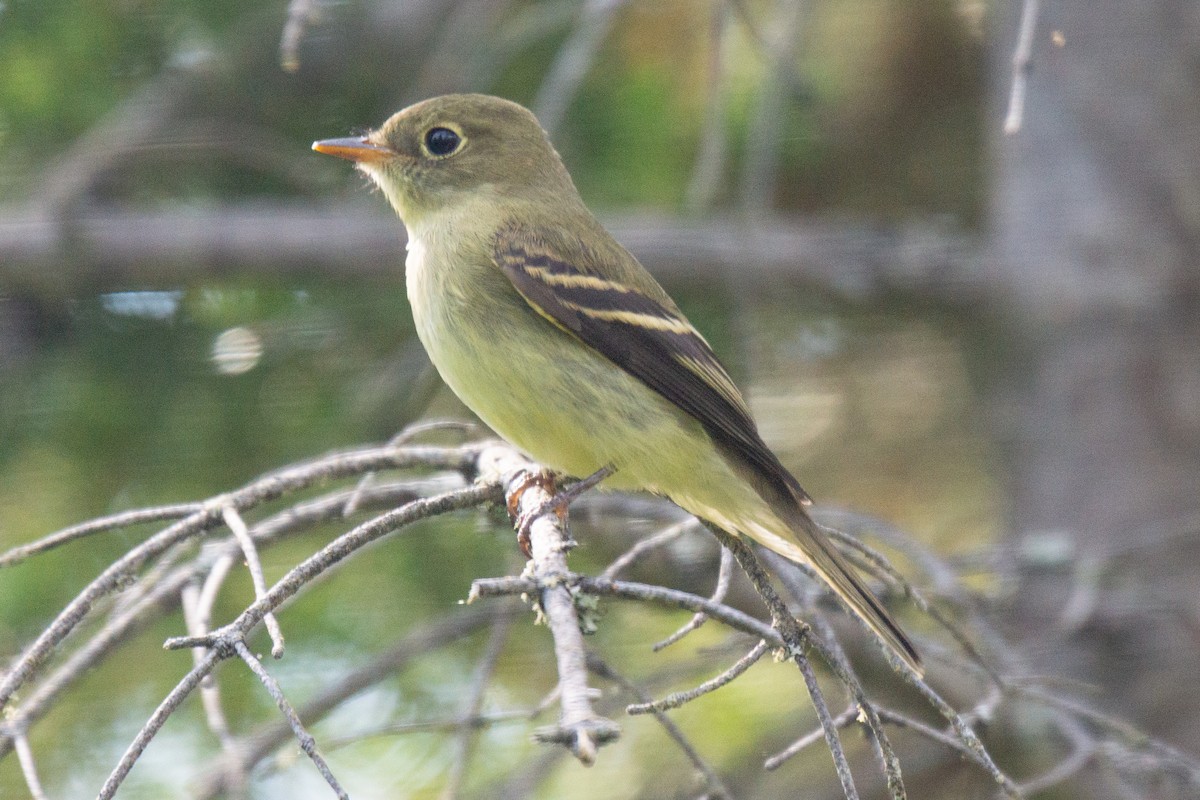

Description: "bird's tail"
747 507 923 676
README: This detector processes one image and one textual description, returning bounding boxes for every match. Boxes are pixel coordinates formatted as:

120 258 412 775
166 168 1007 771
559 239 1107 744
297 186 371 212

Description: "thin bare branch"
599 519 695 580
652 543 734 651
766 705 858 770
478 575 780 643
181 581 245 792
0 443 480 711
815 509 1008 682
705 527 861 800
222 504 285 658
1 479 437 762
193 606 498 800
13 437 1187 799
165 481 500 654
627 639 769 714
589 656 733 800
762 549 906 798
233 639 348 799
904 677 1021 797
98 649 224 800
342 422 477 516
0 502 202 567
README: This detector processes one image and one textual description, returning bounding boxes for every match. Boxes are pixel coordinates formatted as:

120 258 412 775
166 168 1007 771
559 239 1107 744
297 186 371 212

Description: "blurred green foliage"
0 0 982 217
0 0 169 152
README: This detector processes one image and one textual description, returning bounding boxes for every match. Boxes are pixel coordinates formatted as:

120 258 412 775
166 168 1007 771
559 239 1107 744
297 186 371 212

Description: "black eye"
425 127 461 156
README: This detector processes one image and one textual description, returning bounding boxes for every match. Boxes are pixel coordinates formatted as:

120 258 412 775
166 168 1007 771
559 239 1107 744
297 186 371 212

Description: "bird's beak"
312 137 396 164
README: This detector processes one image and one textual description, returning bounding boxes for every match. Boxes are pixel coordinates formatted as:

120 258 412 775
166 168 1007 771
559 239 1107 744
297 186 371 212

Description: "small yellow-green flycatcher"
313 94 920 673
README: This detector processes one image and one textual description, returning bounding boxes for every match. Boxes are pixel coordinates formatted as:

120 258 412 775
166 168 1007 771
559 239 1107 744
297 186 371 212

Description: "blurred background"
1 0 1198 798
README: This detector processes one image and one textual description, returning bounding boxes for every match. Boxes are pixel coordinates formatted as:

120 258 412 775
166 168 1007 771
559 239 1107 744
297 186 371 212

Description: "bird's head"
313 94 578 226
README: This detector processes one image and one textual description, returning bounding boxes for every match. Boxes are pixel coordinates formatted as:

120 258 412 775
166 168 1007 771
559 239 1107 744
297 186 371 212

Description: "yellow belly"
405 230 779 534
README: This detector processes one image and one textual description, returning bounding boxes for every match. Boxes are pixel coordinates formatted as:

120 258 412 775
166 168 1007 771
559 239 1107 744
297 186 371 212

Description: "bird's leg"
509 465 615 557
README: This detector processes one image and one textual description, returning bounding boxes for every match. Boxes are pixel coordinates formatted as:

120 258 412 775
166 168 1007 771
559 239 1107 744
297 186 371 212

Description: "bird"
312 93 920 674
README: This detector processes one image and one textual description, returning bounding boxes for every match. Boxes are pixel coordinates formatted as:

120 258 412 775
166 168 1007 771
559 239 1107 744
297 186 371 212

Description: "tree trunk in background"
988 0 1200 756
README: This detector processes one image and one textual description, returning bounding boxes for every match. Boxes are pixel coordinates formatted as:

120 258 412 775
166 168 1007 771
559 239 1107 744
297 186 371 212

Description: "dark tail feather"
772 505 923 676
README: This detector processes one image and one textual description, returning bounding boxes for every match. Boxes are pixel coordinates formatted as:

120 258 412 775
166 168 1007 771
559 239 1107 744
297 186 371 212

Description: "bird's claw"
507 471 559 557
507 465 615 558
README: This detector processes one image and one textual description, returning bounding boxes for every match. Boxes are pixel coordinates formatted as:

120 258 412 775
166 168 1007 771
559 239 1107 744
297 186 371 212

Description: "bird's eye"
424 127 461 157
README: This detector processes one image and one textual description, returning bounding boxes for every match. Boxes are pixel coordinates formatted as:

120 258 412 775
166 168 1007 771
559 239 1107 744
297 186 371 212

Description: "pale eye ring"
424 127 461 156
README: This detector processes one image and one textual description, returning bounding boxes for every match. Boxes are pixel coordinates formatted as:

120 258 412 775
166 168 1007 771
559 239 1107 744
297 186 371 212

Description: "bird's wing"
492 222 811 507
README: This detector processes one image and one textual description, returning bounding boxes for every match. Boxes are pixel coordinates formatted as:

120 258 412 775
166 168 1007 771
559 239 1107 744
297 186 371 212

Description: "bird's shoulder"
492 216 679 309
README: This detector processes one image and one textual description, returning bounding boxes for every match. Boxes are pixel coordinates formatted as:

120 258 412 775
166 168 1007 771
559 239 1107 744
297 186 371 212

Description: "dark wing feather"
493 223 811 507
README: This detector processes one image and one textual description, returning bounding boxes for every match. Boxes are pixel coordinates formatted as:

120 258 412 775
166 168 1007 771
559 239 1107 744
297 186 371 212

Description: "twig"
0 442 480 711
627 639 769 714
904 678 1021 797
705 527 861 800
588 656 733 800
815 511 1008 682
653 544 733 651
873 707 1011 780
107 538 196 620
1 479 433 761
762 548 906 798
791 628 860 800
766 705 858 770
599 519 694 580
192 606 498 800
342 421 476 516
478 576 780 643
222 504 285 658
0 556 196 762
0 502 202 567
233 639 348 799
164 481 500 653
13 732 48 800
489 562 1010 798
323 709 535 744
1003 0 1040 134
196 550 238 631
98 649 224 800
181 581 244 790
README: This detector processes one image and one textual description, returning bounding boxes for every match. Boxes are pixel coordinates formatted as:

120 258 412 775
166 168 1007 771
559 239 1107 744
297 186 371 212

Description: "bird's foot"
508 470 558 557
508 465 615 557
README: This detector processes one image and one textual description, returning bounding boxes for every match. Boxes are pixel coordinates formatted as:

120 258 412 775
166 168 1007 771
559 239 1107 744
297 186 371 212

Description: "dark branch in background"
2 432 1199 798
279 0 319 73
532 0 626 138
738 0 806 213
